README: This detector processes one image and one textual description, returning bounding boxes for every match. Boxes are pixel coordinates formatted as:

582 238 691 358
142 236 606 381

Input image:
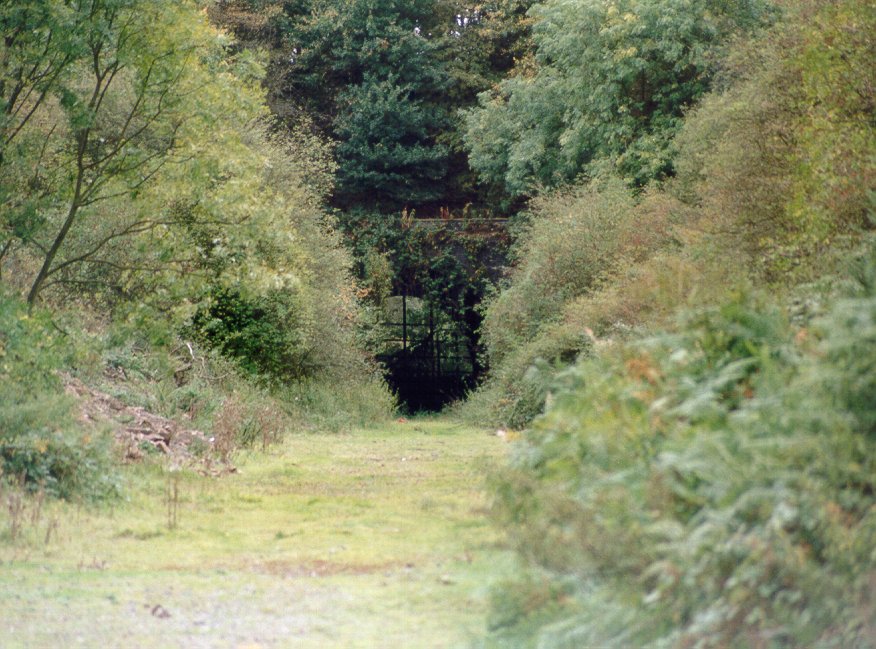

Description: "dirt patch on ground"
243 559 406 578
63 375 233 475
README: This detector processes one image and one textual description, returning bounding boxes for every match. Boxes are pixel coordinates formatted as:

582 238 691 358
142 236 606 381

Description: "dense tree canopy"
463 0 774 196
211 0 535 210
269 0 450 209
1 0 266 306
0 0 369 384
205 0 532 405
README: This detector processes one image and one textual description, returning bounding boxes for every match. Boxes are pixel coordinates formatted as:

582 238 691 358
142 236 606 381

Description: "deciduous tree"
464 0 773 197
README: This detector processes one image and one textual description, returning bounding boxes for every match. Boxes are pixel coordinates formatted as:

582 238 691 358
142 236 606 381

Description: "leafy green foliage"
0 1 82 152
271 0 452 209
820 249 876 437
788 0 876 238
191 288 309 381
0 0 269 305
463 179 679 427
440 0 535 101
333 76 449 207
0 0 393 500
433 0 537 202
274 0 445 116
487 273 876 647
216 0 538 208
671 0 875 280
211 1 534 410
1 2 382 400
0 293 116 500
480 180 636 366
463 320 594 429
464 0 773 196
471 0 875 429
473 3 876 636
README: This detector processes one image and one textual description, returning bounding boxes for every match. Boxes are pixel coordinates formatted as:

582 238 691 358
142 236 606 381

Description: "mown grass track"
0 418 514 648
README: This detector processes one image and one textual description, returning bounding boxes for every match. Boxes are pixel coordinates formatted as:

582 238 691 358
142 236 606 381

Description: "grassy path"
0 418 513 648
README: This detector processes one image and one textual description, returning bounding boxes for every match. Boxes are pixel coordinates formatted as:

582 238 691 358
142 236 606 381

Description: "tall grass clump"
278 376 397 433
485 247 876 647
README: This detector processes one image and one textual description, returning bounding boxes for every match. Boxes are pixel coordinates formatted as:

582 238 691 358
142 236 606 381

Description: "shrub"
96 322 393 450
192 287 311 381
463 320 593 429
486 274 876 647
561 250 742 339
0 293 117 500
466 179 682 428
480 178 636 368
671 0 875 282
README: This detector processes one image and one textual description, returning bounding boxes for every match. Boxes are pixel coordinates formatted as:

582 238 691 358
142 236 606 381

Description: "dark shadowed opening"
376 292 484 412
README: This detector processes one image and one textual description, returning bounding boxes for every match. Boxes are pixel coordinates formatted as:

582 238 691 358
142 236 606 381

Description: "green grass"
0 418 515 648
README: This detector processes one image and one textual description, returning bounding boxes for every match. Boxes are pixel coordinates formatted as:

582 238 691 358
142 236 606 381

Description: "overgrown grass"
1 281 394 505
91 316 395 440
0 418 514 647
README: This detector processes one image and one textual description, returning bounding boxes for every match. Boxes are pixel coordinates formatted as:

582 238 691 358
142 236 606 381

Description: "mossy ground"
0 418 514 648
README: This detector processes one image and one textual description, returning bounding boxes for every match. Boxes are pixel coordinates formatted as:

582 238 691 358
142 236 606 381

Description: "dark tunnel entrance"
369 214 509 412
375 292 483 412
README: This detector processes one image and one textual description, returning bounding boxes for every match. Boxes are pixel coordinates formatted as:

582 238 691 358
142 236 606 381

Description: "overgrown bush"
96 321 394 453
462 321 594 429
471 0 875 433
560 249 739 338
671 0 875 281
485 262 876 647
191 287 311 381
0 0 385 412
277 376 397 433
465 179 682 428
480 178 637 368
0 293 117 500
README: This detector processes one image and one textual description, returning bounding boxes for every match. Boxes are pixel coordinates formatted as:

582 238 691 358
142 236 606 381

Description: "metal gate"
375 294 478 411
